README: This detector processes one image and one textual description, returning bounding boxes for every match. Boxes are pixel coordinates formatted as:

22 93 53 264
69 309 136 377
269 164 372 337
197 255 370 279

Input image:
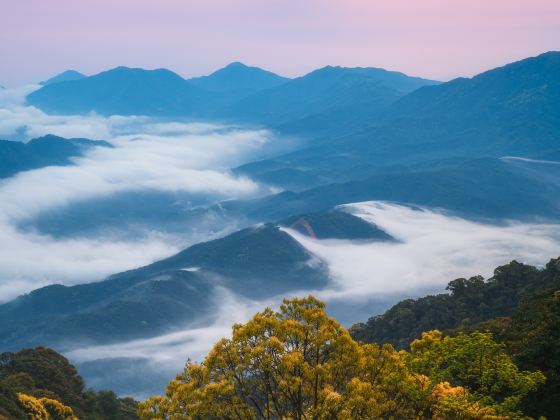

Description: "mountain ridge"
189 61 290 93
0 134 111 179
41 69 86 86
0 209 390 350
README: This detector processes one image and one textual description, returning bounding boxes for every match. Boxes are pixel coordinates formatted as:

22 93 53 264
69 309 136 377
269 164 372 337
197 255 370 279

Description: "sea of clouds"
3 84 560 398
67 201 560 397
0 86 279 301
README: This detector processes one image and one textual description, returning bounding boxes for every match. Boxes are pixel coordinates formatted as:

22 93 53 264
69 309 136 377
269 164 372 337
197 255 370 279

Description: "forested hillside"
0 348 137 419
139 296 546 419
2 259 559 418
351 257 560 419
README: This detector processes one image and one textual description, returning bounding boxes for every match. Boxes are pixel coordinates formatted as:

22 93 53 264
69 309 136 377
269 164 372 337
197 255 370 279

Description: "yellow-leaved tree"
139 296 504 419
16 393 78 420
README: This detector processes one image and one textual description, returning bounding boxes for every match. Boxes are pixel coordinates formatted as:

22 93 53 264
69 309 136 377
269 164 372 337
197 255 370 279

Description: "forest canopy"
139 296 543 419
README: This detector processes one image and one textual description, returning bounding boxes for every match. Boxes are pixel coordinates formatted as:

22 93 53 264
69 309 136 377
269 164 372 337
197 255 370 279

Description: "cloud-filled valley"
63 201 560 398
292 202 560 299
2 51 560 403
0 86 279 301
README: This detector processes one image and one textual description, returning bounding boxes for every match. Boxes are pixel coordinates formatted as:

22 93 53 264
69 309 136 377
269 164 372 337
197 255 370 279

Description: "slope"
0 134 111 179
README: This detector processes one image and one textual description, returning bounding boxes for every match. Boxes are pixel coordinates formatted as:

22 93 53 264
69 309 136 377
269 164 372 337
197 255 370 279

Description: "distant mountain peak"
41 69 86 86
27 66 200 116
27 133 66 143
101 66 182 77
224 61 249 69
189 62 289 92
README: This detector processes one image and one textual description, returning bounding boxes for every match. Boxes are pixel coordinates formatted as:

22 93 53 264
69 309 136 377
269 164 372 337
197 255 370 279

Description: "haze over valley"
1 51 559 401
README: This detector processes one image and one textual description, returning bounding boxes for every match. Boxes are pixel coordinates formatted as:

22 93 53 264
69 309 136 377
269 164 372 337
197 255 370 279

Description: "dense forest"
351 258 560 419
0 348 137 419
138 297 545 419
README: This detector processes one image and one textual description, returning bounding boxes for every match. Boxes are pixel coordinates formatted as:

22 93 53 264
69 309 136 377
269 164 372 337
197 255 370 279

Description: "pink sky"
1 0 559 85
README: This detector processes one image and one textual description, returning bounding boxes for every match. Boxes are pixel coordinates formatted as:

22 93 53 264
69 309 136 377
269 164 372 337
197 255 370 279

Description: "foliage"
408 330 545 418
352 257 560 419
139 297 536 419
0 347 138 419
350 259 557 349
17 393 77 420
457 282 560 418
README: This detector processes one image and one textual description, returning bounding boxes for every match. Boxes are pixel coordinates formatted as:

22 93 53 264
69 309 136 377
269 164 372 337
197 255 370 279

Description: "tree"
407 330 545 418
16 393 77 420
139 297 504 419
0 348 139 420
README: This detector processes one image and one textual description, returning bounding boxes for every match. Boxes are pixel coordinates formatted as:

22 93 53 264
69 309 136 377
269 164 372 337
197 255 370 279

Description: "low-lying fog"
0 85 283 300
67 201 560 398
2 84 560 398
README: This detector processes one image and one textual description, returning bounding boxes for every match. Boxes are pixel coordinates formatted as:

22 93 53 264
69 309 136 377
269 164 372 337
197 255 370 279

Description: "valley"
1 49 560 415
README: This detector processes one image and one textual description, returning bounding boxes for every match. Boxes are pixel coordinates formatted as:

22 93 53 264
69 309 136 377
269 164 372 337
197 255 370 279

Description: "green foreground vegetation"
351 258 560 418
0 348 137 419
2 258 559 419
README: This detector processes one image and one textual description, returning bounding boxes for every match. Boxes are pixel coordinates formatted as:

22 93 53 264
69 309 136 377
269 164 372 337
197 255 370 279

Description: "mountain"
40 69 86 86
27 67 212 116
0 134 111 179
228 52 560 200
331 51 560 163
281 210 393 241
374 51 560 158
228 157 560 222
220 65 439 125
189 61 289 93
0 209 390 351
26 64 437 121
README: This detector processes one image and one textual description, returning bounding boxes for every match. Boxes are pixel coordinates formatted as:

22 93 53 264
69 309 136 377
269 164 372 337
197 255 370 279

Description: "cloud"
0 131 267 223
66 288 273 398
0 226 177 301
63 201 560 397
285 201 560 301
0 88 279 302
67 287 267 366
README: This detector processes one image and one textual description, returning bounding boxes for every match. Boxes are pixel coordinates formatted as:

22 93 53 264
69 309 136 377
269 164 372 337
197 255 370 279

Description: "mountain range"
2 51 560 397
0 209 391 351
234 52 560 190
26 62 438 122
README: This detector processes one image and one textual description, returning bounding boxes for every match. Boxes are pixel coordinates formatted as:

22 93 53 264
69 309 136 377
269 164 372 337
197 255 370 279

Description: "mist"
64 201 560 397
0 86 280 301
290 202 560 299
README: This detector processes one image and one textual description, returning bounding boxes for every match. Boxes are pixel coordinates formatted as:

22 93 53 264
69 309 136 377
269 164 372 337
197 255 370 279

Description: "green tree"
408 330 545 418
139 297 505 419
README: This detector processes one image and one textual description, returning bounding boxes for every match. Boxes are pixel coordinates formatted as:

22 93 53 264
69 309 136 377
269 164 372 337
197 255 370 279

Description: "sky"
2 0 559 85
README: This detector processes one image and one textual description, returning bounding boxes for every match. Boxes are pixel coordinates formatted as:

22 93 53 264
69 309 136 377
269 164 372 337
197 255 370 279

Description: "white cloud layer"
65 201 560 397
286 202 560 301
0 86 276 301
